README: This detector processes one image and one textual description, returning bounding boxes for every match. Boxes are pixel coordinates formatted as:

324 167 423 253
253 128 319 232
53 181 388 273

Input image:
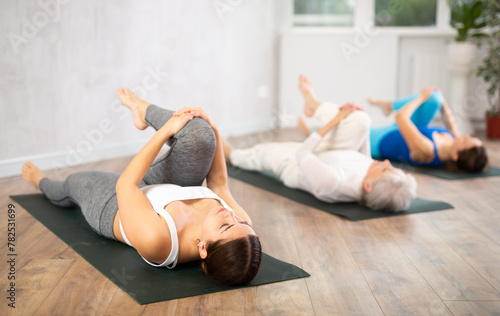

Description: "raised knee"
176 117 216 154
428 91 443 108
346 110 371 131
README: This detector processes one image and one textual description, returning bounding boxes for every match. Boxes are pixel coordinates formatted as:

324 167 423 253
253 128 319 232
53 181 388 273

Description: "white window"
293 0 452 33
375 0 437 27
293 0 356 27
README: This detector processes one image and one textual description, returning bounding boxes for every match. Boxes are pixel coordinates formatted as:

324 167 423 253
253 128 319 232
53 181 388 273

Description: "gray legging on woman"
39 105 216 240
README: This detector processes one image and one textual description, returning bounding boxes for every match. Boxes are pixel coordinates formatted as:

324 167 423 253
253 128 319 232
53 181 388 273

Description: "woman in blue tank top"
369 88 488 171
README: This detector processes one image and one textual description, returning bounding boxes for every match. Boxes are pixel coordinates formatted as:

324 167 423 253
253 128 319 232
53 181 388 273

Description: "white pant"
230 102 371 187
313 102 371 155
230 142 302 189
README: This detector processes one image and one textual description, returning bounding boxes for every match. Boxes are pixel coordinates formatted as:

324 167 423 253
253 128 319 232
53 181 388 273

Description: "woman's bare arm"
116 114 195 262
440 97 461 137
207 127 254 225
395 89 435 162
172 107 253 225
316 103 359 137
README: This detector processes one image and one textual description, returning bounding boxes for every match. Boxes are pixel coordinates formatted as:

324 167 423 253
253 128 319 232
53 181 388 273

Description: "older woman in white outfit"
223 75 417 212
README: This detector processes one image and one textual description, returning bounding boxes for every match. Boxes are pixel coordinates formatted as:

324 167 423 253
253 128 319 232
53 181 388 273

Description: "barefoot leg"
298 74 321 117
297 117 312 137
117 88 152 130
22 162 46 190
367 97 393 116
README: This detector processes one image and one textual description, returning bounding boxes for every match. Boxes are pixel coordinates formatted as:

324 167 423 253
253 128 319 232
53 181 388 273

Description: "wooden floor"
2 129 500 315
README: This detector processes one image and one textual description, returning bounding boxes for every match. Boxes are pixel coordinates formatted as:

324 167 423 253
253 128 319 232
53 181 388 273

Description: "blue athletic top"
379 127 453 167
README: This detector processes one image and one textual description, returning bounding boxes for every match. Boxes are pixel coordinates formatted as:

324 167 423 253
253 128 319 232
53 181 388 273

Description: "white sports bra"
119 184 232 269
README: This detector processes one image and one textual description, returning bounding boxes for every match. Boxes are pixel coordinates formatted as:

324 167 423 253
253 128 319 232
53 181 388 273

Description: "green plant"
476 0 500 115
450 0 487 41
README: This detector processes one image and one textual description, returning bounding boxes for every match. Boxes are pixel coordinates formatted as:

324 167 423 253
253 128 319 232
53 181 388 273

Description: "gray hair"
362 171 417 212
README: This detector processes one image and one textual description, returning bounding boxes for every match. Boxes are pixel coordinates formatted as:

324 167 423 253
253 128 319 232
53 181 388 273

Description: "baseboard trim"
0 139 148 179
1 118 275 179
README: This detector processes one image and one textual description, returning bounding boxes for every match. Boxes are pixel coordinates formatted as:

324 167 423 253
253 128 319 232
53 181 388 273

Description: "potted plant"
449 0 487 65
476 0 500 138
448 0 487 133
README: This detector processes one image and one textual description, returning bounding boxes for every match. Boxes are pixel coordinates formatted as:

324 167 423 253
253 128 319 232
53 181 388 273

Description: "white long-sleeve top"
296 132 373 203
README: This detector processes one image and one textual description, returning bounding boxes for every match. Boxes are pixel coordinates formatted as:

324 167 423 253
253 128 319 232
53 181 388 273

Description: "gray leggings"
39 105 216 240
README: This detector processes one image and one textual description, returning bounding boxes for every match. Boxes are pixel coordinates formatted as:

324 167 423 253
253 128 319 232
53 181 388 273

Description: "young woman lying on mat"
223 75 417 212
22 88 261 286
367 87 488 172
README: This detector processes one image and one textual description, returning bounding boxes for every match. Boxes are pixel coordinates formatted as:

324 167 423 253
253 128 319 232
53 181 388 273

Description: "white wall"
0 0 280 177
279 30 398 128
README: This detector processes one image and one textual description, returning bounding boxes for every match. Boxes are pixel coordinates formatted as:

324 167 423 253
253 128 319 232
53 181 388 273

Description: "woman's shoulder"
422 126 452 137
139 226 175 266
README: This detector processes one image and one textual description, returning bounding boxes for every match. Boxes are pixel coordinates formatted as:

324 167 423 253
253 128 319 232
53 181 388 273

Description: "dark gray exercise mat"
10 194 309 305
227 164 454 221
389 161 500 180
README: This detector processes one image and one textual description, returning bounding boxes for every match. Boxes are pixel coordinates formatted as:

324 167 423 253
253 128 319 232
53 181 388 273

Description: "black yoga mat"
388 161 500 180
227 164 453 221
10 194 309 305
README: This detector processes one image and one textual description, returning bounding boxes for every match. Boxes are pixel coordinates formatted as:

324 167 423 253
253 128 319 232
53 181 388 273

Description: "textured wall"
279 32 399 129
1 0 281 176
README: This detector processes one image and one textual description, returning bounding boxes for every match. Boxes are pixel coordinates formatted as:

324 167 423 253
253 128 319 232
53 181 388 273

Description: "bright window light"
374 0 437 27
293 0 356 27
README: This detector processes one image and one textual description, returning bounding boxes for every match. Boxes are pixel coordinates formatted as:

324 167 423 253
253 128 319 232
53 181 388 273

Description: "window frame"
291 0 455 36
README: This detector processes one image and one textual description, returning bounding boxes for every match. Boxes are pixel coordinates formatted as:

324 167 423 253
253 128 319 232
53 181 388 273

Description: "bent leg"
143 104 175 131
142 105 216 186
230 142 302 188
39 171 121 239
313 102 340 124
393 91 443 127
410 91 443 127
370 124 398 158
392 93 419 111
313 103 372 154
298 74 322 117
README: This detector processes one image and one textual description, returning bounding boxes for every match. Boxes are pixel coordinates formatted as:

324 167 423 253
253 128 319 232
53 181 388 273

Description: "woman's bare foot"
367 97 392 116
117 88 151 130
297 117 312 137
298 75 321 117
22 162 46 190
